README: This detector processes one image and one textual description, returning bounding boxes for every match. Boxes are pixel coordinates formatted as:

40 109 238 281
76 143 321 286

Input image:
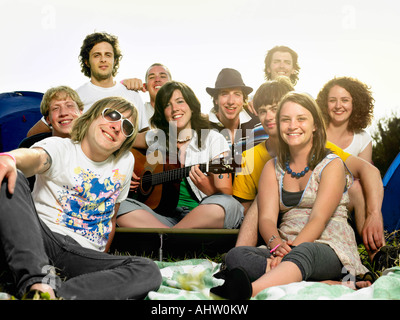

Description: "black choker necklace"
285 160 310 178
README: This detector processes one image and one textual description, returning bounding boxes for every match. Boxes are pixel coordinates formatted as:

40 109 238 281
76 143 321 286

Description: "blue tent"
0 91 43 152
382 152 400 233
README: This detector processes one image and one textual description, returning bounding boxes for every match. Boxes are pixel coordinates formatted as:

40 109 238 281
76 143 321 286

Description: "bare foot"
321 280 372 290
30 283 56 299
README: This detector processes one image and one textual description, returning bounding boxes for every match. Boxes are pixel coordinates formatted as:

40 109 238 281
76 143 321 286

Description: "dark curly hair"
316 76 374 133
264 45 300 85
79 32 123 78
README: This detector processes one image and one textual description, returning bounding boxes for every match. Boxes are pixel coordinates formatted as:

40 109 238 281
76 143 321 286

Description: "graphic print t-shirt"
31 137 133 251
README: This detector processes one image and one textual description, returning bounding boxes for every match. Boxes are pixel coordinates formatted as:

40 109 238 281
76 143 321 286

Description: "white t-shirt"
144 101 155 126
76 81 149 131
31 137 134 251
145 129 229 201
344 129 372 156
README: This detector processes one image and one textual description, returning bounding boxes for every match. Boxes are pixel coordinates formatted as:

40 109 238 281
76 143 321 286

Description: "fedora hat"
206 68 253 96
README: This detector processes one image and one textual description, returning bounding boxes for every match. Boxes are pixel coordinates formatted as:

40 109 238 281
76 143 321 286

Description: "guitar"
129 148 235 217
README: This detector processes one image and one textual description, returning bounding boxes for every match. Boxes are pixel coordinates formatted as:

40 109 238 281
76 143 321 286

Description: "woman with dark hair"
211 92 369 300
117 81 244 229
316 76 374 163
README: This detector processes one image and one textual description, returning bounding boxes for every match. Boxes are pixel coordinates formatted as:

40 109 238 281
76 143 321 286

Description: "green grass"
2 231 400 299
358 230 400 279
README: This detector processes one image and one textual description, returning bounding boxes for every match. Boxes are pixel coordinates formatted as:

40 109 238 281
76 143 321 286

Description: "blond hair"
40 86 83 117
70 96 138 160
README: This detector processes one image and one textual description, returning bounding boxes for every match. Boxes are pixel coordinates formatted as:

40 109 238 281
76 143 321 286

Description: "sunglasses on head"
101 108 135 137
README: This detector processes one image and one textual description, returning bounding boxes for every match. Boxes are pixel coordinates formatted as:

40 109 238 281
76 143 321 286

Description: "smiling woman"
116 81 244 230
212 92 369 300
316 76 374 163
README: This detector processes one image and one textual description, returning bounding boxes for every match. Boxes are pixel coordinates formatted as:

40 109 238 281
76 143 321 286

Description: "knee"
282 242 316 279
124 257 162 297
148 259 162 291
225 246 269 281
140 257 162 290
225 247 248 270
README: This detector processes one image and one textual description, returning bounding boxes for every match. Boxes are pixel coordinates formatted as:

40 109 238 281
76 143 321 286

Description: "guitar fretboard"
142 163 209 186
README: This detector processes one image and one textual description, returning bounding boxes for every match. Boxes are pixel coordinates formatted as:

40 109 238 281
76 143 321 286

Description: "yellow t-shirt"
233 141 272 201
232 140 351 202
326 141 351 162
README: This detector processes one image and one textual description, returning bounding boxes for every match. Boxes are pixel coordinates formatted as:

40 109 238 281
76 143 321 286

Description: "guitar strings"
139 164 208 184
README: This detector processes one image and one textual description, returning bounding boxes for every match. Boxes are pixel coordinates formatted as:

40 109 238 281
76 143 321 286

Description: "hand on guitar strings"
188 165 215 195
130 171 141 193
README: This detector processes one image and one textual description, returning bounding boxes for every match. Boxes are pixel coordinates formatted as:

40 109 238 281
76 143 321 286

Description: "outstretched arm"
0 148 51 194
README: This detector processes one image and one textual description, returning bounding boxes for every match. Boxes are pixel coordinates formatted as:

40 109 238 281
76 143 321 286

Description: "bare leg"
173 204 225 228
251 261 302 297
117 210 170 228
321 279 371 289
236 198 259 246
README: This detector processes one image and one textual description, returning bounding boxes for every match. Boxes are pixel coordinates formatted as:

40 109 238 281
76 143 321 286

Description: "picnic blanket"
147 259 400 300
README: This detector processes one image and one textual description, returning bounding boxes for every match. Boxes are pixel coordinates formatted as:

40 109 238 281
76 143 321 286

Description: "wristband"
269 244 281 254
0 152 16 164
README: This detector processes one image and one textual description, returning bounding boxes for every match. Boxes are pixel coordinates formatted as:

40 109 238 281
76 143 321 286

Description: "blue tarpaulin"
382 152 400 233
0 91 43 152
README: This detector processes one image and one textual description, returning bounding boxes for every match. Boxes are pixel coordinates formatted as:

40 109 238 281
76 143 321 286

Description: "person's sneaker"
210 268 252 300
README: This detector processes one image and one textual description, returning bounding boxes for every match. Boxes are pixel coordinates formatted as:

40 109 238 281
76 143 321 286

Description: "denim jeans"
0 171 162 299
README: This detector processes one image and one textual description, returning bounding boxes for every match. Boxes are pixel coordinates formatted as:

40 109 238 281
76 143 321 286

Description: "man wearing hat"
206 68 266 170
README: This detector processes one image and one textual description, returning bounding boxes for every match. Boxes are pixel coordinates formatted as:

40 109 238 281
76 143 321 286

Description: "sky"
1 0 400 132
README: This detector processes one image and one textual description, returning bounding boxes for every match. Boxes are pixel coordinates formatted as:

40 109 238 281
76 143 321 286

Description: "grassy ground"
358 230 400 279
1 230 399 300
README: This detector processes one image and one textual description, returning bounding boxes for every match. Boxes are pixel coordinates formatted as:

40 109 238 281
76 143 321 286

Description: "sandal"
354 271 377 289
372 245 400 271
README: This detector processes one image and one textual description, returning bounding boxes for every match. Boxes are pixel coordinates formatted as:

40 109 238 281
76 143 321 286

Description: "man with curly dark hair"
75 32 148 130
27 32 148 137
78 32 123 80
264 45 301 86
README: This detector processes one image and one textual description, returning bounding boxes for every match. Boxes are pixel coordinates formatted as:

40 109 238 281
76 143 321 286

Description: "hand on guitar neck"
128 147 237 216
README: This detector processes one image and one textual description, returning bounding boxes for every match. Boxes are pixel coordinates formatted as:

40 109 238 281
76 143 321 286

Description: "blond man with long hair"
0 96 161 299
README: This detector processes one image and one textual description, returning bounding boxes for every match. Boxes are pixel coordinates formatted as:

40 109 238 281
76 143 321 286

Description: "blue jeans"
0 171 162 299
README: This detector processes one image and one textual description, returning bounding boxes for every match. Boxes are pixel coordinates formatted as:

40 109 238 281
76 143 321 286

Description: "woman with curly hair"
316 77 374 163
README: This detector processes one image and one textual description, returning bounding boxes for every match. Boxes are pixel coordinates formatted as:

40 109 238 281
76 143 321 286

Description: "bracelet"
269 244 281 254
0 152 16 163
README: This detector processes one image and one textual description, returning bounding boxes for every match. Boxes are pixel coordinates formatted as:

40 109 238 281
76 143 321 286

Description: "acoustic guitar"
129 148 235 216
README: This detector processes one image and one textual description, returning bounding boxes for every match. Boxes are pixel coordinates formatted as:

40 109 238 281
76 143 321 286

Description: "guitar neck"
150 163 208 186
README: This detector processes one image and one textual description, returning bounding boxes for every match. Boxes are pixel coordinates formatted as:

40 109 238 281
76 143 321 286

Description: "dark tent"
382 152 400 233
0 91 43 152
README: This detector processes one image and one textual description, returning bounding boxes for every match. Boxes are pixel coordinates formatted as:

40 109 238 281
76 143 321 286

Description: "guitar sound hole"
140 171 153 195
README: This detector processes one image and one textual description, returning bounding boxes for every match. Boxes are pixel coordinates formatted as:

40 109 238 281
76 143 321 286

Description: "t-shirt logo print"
56 167 125 246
